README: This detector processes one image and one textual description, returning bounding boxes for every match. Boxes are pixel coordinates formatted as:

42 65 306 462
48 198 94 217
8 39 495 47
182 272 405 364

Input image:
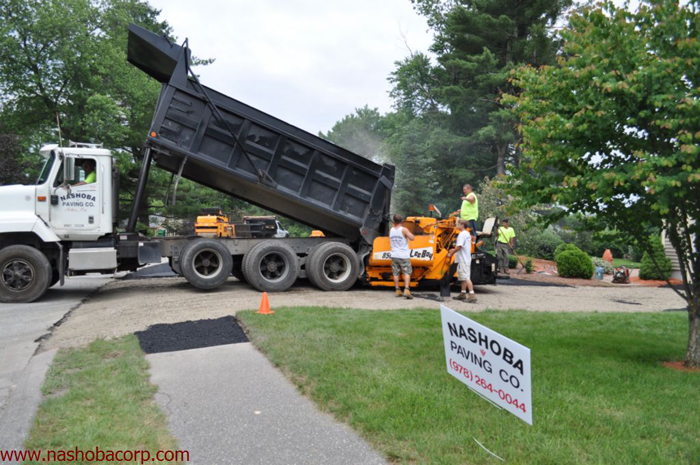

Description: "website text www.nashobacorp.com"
0 447 189 463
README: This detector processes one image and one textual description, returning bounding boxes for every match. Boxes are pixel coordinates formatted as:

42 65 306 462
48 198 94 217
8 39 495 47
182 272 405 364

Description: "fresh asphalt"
148 343 388 465
0 277 109 453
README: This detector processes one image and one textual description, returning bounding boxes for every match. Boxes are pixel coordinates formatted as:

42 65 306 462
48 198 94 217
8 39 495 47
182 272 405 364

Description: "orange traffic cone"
602 249 613 265
257 292 274 315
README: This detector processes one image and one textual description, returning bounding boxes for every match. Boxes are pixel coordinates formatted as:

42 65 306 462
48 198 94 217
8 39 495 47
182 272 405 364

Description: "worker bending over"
390 214 415 299
447 219 477 303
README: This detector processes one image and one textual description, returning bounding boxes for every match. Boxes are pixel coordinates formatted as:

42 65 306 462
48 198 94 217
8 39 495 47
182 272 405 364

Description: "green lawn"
24 336 180 464
612 258 641 269
239 308 699 465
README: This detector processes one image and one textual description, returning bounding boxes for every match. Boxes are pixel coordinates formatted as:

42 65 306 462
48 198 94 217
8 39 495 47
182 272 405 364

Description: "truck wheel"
0 245 52 303
307 242 359 291
242 241 298 292
231 256 246 283
180 239 233 290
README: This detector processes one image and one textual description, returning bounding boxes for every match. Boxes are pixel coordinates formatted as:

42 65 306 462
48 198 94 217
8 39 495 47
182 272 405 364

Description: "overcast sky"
148 1 639 136
148 0 434 135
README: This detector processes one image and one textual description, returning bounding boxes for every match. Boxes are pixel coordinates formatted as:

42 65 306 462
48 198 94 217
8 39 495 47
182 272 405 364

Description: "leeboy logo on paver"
441 305 532 425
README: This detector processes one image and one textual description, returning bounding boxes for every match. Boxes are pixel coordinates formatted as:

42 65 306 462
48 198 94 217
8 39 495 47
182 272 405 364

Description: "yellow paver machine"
365 212 498 294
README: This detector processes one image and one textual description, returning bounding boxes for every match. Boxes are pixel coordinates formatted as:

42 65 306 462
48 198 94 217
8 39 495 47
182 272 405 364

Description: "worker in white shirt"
447 219 477 303
390 214 415 299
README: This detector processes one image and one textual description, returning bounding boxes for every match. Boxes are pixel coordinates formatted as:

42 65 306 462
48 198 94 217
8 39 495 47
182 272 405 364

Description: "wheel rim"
192 249 224 279
322 253 351 283
2 259 35 292
259 252 289 283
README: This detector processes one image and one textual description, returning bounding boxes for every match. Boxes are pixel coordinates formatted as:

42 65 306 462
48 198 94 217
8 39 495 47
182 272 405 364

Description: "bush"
556 245 594 279
519 228 565 260
639 236 672 280
554 243 581 262
591 257 614 275
508 255 519 269
524 258 534 274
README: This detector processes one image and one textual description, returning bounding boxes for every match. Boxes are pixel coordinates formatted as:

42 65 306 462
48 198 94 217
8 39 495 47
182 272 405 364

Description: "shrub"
556 247 594 279
519 228 565 260
554 243 581 262
591 257 614 275
639 236 672 280
508 255 518 269
524 258 533 274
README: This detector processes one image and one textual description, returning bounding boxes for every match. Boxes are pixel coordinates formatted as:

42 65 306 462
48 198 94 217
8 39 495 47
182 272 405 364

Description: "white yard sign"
440 305 532 425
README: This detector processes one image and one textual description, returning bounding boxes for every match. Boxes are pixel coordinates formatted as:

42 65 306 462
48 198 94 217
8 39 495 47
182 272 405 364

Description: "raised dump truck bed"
127 24 394 246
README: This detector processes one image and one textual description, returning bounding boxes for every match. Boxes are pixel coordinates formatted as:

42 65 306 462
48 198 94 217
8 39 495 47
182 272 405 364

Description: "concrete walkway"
0 277 109 454
147 343 387 465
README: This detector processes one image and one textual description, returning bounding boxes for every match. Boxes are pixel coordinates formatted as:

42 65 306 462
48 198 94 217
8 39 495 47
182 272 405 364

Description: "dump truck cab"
0 143 115 243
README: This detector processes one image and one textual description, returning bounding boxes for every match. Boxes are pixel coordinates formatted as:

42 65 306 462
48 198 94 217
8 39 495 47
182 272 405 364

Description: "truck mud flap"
138 241 162 265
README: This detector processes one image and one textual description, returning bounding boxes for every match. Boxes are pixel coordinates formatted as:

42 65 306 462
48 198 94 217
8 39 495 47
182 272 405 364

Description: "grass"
24 336 179 464
239 308 700 465
612 258 641 269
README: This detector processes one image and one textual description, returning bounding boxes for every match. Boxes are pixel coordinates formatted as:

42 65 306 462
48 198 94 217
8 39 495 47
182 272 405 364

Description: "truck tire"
307 242 359 291
180 239 232 290
242 241 298 292
0 245 52 303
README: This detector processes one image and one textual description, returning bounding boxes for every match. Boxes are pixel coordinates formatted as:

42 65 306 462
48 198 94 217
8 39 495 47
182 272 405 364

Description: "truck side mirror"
63 157 75 182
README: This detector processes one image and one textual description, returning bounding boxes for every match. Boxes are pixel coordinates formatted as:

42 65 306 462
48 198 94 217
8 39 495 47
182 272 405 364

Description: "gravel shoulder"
42 276 685 351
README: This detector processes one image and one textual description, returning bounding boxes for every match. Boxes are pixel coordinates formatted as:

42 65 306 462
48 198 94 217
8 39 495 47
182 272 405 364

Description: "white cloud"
148 0 433 134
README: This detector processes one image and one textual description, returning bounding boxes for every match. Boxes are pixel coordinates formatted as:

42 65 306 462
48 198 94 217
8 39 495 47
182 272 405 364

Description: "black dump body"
127 24 394 246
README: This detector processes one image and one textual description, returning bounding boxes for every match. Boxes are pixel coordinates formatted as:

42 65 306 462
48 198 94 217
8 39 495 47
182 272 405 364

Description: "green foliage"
556 248 594 279
505 0 700 363
508 255 518 269
0 125 39 185
592 257 615 275
524 258 534 274
378 0 571 213
392 0 570 175
319 106 391 163
639 236 672 281
554 242 581 262
591 229 633 259
519 227 564 260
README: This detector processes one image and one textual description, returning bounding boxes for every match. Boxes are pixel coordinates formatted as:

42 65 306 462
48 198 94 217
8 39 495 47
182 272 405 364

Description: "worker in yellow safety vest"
497 219 516 274
452 184 478 242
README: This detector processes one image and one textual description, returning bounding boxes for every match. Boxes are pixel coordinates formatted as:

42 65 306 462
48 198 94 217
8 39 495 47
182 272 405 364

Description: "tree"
0 125 34 185
319 106 390 163
506 0 700 366
392 0 572 174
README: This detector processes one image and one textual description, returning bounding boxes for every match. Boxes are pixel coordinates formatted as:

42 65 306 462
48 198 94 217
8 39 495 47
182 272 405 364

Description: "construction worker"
452 184 478 242
447 219 477 303
390 214 415 299
497 219 516 274
73 159 96 186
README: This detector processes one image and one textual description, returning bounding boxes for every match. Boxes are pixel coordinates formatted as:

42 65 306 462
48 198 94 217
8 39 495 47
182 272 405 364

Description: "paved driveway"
0 277 109 451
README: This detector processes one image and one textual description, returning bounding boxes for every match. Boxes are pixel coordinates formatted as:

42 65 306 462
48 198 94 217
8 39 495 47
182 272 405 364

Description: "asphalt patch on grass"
135 316 248 354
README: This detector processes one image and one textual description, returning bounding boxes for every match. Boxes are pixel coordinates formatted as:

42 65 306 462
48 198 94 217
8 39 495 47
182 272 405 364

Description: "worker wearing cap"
497 219 516 274
452 184 478 243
